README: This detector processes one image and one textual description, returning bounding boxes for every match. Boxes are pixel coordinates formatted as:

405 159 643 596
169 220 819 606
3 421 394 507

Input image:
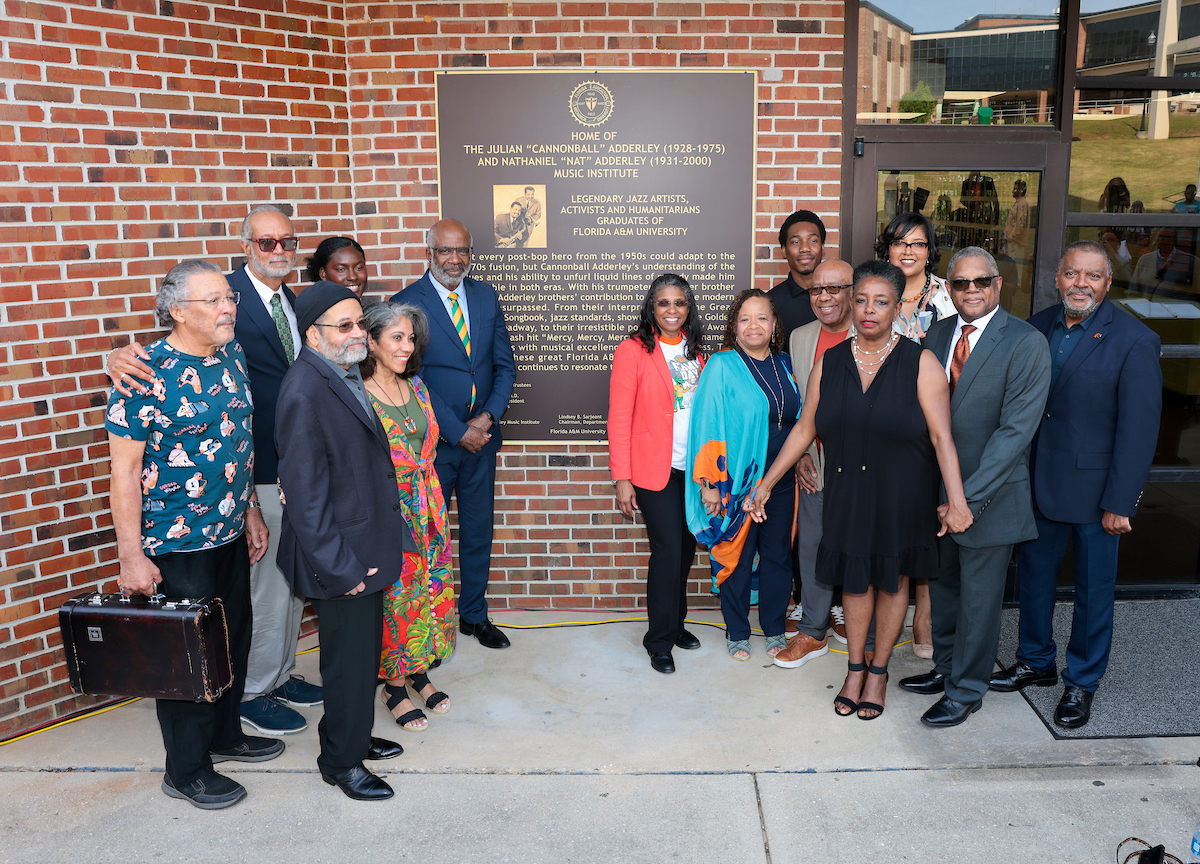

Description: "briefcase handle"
117 588 164 604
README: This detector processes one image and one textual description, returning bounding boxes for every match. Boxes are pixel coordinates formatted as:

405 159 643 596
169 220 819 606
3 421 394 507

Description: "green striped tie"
447 291 475 407
270 292 295 364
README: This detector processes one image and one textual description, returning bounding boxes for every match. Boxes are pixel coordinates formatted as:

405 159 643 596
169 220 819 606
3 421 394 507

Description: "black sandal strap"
382 683 408 711
408 671 432 691
868 664 889 676
423 690 449 711
847 660 867 672
396 707 426 726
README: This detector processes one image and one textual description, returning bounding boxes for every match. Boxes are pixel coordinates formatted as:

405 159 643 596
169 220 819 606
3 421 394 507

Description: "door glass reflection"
877 169 1040 316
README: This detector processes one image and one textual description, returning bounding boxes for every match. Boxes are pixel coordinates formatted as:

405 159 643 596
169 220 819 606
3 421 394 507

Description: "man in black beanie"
275 281 412 800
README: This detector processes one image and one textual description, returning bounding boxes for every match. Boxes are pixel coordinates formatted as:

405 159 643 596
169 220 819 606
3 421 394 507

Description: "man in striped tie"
392 218 517 650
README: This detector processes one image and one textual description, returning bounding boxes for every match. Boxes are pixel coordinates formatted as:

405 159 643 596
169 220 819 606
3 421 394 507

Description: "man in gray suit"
899 246 1051 727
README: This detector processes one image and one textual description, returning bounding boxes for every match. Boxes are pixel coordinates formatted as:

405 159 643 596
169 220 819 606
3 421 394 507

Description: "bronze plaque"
436 70 756 440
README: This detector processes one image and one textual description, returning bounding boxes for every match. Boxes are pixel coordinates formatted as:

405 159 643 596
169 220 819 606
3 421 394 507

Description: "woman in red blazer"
608 273 706 674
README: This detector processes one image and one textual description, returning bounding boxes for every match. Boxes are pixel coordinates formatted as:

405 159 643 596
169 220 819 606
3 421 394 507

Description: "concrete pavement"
1 609 1196 863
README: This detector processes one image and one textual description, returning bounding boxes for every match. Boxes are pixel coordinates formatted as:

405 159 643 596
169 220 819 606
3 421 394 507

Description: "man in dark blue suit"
991 240 1162 729
391 218 517 649
106 203 320 735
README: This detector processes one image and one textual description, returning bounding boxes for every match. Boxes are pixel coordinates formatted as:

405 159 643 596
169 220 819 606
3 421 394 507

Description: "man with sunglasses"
774 259 862 670
992 241 1161 729
900 246 1051 728
274 281 409 800
391 218 516 650
106 204 321 737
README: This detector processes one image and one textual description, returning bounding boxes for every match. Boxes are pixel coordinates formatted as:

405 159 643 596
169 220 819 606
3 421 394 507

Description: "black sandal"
408 671 450 714
383 682 427 731
857 663 889 721
835 661 866 717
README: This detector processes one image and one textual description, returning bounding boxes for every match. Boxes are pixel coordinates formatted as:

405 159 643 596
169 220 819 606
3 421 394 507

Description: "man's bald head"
812 259 853 288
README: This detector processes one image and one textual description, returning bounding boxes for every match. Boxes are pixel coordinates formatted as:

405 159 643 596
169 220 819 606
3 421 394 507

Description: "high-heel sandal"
407 671 450 714
835 661 866 716
383 682 427 731
857 664 889 721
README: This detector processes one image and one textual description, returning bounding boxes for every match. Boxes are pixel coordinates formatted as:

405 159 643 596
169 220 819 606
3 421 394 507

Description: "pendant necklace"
743 350 786 429
370 374 419 433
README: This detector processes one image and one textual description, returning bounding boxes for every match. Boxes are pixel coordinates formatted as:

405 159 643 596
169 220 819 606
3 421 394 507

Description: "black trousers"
635 469 696 654
721 479 796 642
309 590 384 775
153 533 252 786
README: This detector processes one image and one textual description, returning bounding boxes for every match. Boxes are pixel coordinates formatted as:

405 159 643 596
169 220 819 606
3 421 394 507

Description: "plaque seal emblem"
569 80 614 126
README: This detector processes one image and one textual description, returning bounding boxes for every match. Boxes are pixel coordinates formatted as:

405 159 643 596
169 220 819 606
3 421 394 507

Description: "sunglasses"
948 276 997 291
252 237 300 253
655 299 689 308
313 318 367 334
808 284 850 296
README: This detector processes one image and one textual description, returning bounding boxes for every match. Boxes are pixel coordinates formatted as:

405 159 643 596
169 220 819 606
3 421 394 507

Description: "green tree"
899 81 937 124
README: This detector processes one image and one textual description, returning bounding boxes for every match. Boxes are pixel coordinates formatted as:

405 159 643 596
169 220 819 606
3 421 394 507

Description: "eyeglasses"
890 240 929 252
808 284 850 296
655 299 689 308
432 246 472 257
948 276 997 291
313 318 367 334
252 237 299 253
180 293 240 307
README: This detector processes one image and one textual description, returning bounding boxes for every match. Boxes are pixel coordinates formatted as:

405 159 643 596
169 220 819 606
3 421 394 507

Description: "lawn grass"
1069 114 1200 212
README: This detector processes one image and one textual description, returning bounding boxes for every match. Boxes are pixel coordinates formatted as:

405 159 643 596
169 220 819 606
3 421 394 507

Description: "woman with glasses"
608 274 706 674
687 289 801 662
307 237 369 299
748 261 971 719
360 301 455 731
876 212 956 659
876 213 956 343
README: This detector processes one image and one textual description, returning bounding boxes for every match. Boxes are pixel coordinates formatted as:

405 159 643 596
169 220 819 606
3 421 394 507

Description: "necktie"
447 291 476 407
949 324 976 395
270 292 295 364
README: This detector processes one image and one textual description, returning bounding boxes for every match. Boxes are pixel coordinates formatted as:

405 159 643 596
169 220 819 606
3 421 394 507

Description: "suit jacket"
788 321 855 491
229 265 295 485
1026 298 1162 523
390 273 516 463
274 346 415 600
925 307 1051 548
607 335 704 491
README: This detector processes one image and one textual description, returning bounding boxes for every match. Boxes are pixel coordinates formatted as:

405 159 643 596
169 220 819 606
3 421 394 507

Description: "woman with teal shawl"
687 290 801 661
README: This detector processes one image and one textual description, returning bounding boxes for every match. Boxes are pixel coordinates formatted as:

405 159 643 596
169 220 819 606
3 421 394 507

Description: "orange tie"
949 324 976 395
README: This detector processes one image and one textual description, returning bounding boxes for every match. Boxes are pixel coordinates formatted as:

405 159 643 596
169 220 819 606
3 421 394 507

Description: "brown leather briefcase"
58 592 233 703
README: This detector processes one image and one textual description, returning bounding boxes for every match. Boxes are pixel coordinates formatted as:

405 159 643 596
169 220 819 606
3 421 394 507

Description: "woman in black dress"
747 260 972 720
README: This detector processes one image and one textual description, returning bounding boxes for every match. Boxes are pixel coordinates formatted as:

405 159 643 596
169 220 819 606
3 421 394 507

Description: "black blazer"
1026 299 1161 523
390 273 516 463
229 265 295 484
274 346 415 600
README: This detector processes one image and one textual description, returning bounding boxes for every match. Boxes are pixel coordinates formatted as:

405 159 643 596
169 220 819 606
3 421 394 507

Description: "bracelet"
247 501 261 509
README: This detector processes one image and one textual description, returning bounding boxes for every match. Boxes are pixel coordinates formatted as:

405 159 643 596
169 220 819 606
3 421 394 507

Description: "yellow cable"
0 697 139 747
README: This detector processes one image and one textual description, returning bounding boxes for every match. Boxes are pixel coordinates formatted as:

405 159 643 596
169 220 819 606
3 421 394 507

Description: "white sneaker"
785 603 803 636
829 605 848 644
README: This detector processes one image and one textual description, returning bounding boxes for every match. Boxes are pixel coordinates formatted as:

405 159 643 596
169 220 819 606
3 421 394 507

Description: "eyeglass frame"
312 318 368 334
178 292 240 307
807 284 851 296
432 246 473 257
251 237 300 253
947 276 998 291
889 240 930 252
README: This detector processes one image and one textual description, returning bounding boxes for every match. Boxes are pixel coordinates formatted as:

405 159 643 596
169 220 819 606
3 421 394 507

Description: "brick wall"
0 0 845 737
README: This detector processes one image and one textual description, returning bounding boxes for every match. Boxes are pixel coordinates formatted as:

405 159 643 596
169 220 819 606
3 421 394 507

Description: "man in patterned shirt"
106 259 276 810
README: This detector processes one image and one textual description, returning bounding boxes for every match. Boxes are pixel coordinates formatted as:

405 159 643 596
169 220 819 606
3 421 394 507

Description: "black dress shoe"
650 651 675 673
1054 686 1094 729
989 662 1057 693
920 695 982 728
460 618 511 649
366 737 404 760
321 764 394 801
674 629 701 650
899 670 946 695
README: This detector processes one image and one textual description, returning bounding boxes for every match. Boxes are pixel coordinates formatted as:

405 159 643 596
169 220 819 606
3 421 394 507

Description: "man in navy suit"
391 218 516 649
991 240 1162 729
107 204 320 735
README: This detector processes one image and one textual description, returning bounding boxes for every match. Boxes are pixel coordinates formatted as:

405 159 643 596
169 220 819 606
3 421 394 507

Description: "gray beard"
431 259 471 288
318 334 367 367
1066 288 1099 319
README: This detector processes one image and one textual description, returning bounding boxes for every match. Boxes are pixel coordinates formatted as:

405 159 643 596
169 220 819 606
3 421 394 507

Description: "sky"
881 0 1146 34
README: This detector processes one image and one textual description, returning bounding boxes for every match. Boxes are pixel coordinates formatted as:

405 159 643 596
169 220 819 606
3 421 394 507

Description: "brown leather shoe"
773 633 829 668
